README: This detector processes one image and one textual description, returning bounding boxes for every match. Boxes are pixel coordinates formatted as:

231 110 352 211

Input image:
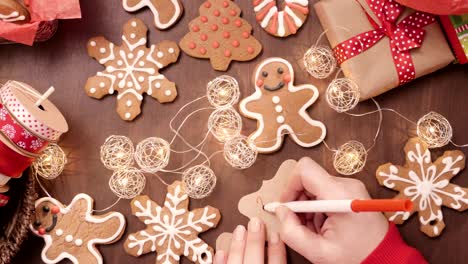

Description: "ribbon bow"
333 0 436 84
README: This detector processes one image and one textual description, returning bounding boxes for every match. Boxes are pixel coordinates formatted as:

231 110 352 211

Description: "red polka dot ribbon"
0 103 49 154
0 194 9 207
333 0 436 85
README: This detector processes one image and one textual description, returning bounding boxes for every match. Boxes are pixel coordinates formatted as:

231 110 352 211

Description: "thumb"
276 206 326 263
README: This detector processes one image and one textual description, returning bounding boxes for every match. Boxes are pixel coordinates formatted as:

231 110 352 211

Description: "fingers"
227 225 247 264
243 218 265 264
214 250 227 264
267 232 287 264
276 206 325 263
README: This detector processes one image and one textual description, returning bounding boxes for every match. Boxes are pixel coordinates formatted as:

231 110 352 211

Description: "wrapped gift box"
440 14 468 64
314 0 455 100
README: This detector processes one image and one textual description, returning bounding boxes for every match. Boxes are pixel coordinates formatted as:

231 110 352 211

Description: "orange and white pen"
263 199 413 213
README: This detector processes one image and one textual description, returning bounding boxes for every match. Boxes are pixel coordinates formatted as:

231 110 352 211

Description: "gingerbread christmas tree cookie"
376 137 468 237
179 0 262 71
124 181 221 264
85 18 180 121
122 0 183 30
30 194 126 264
240 57 326 153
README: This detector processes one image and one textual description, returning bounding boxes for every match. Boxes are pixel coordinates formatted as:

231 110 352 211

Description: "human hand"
214 218 286 264
276 157 389 264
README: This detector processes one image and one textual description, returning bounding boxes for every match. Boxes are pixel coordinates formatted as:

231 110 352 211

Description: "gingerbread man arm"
239 91 268 119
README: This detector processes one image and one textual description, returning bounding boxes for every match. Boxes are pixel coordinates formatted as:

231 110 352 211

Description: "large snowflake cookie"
30 193 126 264
239 57 326 153
376 137 468 237
85 18 180 121
122 0 183 30
124 181 221 264
253 0 309 37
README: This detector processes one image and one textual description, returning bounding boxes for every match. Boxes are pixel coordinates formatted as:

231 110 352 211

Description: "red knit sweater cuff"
362 222 427 264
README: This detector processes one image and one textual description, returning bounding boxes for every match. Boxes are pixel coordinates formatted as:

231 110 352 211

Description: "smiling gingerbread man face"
255 60 292 91
240 57 326 153
30 194 126 264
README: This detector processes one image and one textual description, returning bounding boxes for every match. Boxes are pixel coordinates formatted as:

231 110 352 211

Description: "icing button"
223 32 230 39
89 88 96 94
242 32 250 39
212 41 220 48
55 229 63 236
272 96 280 104
200 34 208 41
223 1 229 7
222 17 229 24
276 115 285 124
65 235 73 242
275 105 283 113
199 47 207 55
188 42 196 49
247 46 255 54
232 40 240 47
234 20 243 27
229 10 237 16
214 10 220 16
125 113 131 119
201 16 208 23
211 24 218 31
204 1 211 8
75 239 83 247
192 25 200 32
165 90 172 96
224 50 232 57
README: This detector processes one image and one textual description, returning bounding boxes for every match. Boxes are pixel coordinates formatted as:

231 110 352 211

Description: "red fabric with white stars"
333 0 435 85
0 194 9 207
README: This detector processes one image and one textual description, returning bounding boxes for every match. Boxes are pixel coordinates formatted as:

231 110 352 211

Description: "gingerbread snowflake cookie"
239 57 326 153
0 0 30 23
122 0 183 30
179 0 262 71
124 181 221 264
30 193 126 264
85 18 180 121
376 138 468 237
253 0 309 37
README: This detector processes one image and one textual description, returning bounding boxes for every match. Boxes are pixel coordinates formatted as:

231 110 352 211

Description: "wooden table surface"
2 0 467 263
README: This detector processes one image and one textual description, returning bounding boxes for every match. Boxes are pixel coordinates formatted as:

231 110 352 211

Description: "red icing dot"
223 31 230 38
214 10 220 16
224 50 231 57
212 41 220 48
234 19 242 27
200 33 208 41
247 46 255 54
229 9 237 16
38 227 46 235
242 31 250 39
232 40 240 47
199 47 207 55
51 206 60 214
283 74 292 83
192 25 200 32
201 16 208 23
256 79 264 87
222 17 229 24
189 42 196 49
211 24 218 31
204 1 211 8
223 1 229 7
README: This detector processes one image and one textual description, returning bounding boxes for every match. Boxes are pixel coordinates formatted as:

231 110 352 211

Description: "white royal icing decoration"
65 235 73 242
239 57 326 153
122 0 182 30
252 0 309 37
55 229 63 236
75 239 83 246
0 11 26 22
29 194 126 264
272 96 280 104
379 142 468 234
127 184 216 263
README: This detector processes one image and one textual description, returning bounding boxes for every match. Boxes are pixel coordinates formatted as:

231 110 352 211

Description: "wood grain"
1 0 467 263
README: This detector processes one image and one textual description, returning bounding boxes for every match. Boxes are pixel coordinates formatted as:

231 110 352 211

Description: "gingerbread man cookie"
239 57 326 153
179 0 262 71
85 18 180 121
253 0 309 37
122 0 183 30
0 0 30 23
376 138 468 237
30 193 126 264
124 181 221 264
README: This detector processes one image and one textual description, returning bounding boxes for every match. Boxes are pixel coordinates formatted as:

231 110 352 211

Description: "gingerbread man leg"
287 114 326 147
250 122 284 152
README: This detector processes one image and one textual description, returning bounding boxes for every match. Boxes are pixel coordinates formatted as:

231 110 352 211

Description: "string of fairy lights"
31 33 467 207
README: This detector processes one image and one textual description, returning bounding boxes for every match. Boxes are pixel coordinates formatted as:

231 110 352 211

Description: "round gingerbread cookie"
0 0 30 23
253 0 309 37
239 57 326 153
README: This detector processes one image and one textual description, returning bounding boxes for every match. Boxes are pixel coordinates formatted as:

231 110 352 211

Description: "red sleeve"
362 223 427 264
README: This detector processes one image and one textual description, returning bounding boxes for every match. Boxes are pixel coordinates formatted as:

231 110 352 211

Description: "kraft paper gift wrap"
314 0 454 100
